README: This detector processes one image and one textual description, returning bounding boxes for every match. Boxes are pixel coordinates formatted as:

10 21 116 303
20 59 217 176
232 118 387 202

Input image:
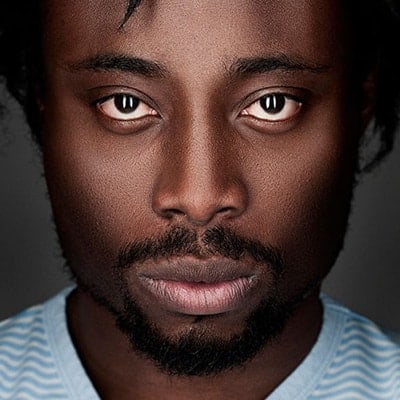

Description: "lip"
137 258 260 316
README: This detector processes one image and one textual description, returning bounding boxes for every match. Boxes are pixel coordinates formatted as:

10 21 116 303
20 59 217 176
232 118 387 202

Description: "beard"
112 285 300 377
68 225 321 377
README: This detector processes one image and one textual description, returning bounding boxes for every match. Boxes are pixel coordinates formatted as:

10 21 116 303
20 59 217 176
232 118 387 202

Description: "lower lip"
140 277 256 315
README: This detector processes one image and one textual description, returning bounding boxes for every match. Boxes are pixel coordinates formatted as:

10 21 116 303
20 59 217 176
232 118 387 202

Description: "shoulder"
322 295 400 348
314 295 400 399
0 304 50 372
0 294 69 399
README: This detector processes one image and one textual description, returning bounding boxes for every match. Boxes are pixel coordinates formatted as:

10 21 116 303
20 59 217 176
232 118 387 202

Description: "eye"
97 94 158 121
241 93 302 122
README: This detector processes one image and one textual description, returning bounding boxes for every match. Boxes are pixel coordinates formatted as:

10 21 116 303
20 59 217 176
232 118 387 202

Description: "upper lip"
137 257 258 284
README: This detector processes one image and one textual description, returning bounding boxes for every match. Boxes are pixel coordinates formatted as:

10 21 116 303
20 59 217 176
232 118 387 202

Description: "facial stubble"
70 226 318 377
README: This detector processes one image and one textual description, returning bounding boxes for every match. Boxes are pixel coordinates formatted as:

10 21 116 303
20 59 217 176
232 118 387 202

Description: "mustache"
116 226 283 275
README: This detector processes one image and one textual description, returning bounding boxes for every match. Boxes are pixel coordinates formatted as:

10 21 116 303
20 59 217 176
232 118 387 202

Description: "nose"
152 123 248 226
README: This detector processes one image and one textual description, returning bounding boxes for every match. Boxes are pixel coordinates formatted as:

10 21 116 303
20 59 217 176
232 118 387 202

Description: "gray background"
1 83 400 331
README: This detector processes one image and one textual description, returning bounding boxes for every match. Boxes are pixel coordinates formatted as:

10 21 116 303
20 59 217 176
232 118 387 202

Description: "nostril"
163 208 186 219
215 205 244 220
152 173 249 225
219 206 236 214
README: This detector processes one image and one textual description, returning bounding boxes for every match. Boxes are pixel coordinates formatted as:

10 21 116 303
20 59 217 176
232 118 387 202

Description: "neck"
67 288 322 400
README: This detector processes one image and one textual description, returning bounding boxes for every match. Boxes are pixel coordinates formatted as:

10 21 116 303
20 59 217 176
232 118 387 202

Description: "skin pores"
39 0 368 397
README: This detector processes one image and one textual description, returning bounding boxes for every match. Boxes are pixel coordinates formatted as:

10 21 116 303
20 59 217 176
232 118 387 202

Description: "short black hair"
0 0 399 172
122 0 142 27
0 0 142 140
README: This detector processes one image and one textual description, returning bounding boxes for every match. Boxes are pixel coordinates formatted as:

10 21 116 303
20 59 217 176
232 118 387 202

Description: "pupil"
115 95 139 114
260 95 285 114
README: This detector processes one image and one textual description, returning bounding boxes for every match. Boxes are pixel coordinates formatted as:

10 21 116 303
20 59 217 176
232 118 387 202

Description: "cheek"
42 79 360 295
246 115 358 287
42 109 159 270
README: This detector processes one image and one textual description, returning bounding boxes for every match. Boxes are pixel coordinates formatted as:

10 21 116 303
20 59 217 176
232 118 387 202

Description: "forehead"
43 0 348 70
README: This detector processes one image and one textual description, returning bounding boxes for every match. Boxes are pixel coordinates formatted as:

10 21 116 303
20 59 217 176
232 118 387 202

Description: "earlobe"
361 71 377 130
33 81 45 113
37 98 45 113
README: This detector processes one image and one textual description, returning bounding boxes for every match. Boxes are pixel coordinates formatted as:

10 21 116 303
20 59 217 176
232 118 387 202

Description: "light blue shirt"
1 287 400 399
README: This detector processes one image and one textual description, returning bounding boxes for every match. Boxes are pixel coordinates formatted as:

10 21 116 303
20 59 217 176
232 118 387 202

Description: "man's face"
41 0 364 375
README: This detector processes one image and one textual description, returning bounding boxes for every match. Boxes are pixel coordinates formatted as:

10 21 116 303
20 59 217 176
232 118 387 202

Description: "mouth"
137 258 260 316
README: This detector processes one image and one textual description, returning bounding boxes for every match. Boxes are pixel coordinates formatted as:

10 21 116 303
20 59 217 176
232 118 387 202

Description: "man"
0 0 400 399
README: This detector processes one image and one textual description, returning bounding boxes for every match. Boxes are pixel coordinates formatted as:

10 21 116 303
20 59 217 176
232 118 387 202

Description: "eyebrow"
68 53 330 80
69 54 167 78
229 55 331 76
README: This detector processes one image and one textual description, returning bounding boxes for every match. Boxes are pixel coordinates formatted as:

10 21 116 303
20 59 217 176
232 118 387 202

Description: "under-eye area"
237 87 309 134
89 86 162 134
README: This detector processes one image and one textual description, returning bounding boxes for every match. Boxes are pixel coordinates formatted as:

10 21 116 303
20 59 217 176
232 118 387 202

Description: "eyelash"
241 93 303 123
95 92 304 126
96 93 158 121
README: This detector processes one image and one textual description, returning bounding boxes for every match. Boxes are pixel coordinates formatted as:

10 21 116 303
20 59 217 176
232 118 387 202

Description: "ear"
35 83 45 113
360 70 377 130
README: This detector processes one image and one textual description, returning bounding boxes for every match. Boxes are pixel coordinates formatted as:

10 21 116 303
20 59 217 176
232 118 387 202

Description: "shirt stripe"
309 303 400 399
0 289 399 399
0 305 68 399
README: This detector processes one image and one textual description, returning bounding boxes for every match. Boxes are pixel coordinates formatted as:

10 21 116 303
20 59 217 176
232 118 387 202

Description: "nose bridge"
182 112 225 191
152 107 248 225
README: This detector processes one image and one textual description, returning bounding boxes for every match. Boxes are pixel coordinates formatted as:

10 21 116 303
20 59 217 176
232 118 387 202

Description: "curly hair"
0 0 399 172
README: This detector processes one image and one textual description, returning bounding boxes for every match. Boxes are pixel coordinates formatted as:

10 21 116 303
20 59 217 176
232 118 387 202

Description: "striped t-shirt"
1 287 400 399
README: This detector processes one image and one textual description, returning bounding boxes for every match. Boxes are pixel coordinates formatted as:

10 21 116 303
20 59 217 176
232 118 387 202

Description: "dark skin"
39 0 373 398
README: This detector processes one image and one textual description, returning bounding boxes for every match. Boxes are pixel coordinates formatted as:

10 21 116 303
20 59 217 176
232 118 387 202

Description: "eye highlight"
97 94 158 121
241 93 302 122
